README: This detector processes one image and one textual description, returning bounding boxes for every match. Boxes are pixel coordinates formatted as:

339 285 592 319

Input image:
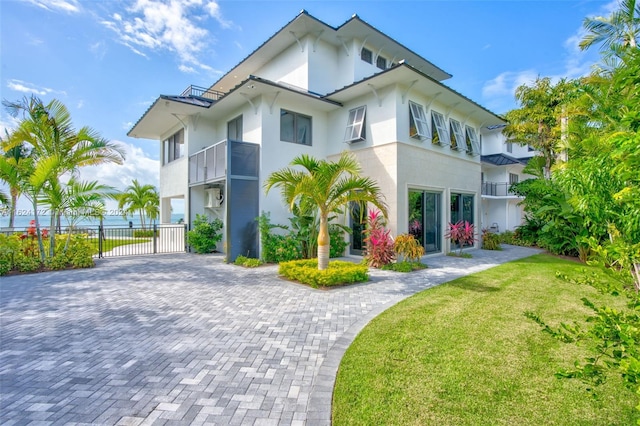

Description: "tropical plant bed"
332 254 636 425
279 259 369 288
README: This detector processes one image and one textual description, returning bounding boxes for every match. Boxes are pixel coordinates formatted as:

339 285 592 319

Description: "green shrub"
257 212 302 263
14 253 41 272
67 235 94 268
364 210 394 268
133 229 157 238
329 226 349 258
234 255 264 268
481 229 502 250
381 261 427 272
0 234 20 275
45 254 70 270
187 214 223 254
279 259 369 288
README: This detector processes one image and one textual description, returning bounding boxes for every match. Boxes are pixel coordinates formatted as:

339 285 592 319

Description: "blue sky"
0 0 611 212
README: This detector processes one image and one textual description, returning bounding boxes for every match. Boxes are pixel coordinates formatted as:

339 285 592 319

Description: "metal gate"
93 224 187 258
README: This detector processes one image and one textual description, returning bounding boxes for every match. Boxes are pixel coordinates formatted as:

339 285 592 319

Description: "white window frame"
509 173 519 185
409 101 429 140
431 110 449 146
465 125 480 154
280 109 312 146
163 128 184 165
344 106 367 143
449 119 465 150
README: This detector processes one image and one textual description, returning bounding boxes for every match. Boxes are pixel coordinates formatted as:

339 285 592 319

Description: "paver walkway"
1 245 542 425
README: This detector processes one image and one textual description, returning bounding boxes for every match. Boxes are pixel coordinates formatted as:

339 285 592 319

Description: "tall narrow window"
506 141 513 153
361 47 372 64
509 173 519 185
163 128 184 165
465 125 480 154
280 110 312 145
376 56 387 70
409 101 429 140
431 111 449 146
227 115 243 141
449 119 465 150
345 106 367 143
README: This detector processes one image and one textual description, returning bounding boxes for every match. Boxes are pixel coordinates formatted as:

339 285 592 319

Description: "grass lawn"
87 237 150 254
332 254 636 425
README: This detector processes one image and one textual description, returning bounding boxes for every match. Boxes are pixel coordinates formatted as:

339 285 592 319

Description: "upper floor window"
345 106 367 143
431 111 449 146
409 102 429 140
361 47 373 64
280 109 312 145
227 115 243 141
163 128 184 165
465 125 480 154
376 56 387 70
506 141 513 153
509 173 519 185
449 119 465 150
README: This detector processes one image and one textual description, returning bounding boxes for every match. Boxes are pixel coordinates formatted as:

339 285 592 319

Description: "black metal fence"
481 182 518 197
1 224 187 258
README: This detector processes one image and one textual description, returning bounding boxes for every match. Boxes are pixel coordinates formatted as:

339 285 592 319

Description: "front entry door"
350 202 367 255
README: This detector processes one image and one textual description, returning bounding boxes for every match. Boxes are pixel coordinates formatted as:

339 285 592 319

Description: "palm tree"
264 152 387 270
118 179 159 229
580 0 639 54
2 95 125 258
0 131 30 228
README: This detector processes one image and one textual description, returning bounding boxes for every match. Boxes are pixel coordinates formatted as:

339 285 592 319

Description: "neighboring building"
480 129 537 233
129 10 507 260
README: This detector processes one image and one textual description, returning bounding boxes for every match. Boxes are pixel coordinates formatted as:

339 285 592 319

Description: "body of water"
1 212 185 229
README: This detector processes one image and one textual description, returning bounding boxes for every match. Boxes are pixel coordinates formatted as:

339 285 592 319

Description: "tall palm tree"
118 179 159 229
580 0 640 54
264 152 387 270
2 95 125 258
0 131 30 228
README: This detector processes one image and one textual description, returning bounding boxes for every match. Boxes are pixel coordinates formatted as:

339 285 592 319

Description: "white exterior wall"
254 38 309 90
308 39 340 95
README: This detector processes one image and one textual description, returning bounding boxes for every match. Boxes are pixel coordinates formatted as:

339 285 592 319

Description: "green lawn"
332 254 636 425
87 237 150 254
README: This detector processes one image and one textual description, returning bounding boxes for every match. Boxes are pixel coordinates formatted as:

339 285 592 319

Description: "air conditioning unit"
204 188 223 208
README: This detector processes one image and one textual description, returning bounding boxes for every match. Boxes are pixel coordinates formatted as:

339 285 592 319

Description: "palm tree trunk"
49 211 56 258
317 213 330 270
32 199 45 262
9 190 17 228
139 211 145 230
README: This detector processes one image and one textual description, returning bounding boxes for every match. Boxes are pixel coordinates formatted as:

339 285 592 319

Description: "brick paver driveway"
1 246 541 425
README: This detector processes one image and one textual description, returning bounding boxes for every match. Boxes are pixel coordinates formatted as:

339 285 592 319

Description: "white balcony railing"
189 140 226 186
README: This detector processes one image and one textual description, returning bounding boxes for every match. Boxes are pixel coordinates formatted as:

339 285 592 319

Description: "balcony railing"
189 140 226 186
481 182 519 197
180 85 226 101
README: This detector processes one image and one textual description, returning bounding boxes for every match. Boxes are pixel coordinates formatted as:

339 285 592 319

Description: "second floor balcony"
481 182 520 198
189 140 226 186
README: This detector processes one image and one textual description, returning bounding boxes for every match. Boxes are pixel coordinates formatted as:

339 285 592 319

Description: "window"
449 119 465 150
227 115 242 141
280 110 312 145
506 141 513 153
409 102 429 140
509 173 519 185
465 125 480 154
163 128 184 165
450 193 475 248
361 47 372 64
431 111 449 145
376 55 387 70
345 106 367 143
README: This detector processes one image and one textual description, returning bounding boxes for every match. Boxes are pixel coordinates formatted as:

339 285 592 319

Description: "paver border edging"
305 296 404 425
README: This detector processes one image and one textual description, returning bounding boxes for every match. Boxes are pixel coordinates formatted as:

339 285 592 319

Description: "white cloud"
22 0 81 13
482 70 538 99
101 0 233 73
89 41 107 60
6 79 67 97
78 141 159 192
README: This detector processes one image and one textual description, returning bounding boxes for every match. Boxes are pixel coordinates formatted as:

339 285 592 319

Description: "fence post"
153 223 158 254
98 222 103 258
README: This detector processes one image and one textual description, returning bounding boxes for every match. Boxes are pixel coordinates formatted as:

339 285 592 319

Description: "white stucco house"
128 10 514 260
480 130 537 234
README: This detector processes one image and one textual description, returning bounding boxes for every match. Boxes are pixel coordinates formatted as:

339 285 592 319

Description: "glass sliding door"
350 201 367 255
408 190 441 254
450 193 475 248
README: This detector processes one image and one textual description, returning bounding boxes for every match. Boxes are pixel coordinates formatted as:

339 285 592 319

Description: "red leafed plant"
364 209 395 268
446 220 476 255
